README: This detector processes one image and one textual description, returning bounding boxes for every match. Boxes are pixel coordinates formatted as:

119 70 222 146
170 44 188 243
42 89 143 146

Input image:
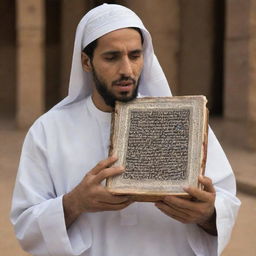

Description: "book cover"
107 96 208 201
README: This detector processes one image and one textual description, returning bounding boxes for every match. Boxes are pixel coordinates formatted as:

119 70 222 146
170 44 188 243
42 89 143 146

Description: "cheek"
92 59 115 78
135 60 144 77
95 66 116 84
103 67 115 78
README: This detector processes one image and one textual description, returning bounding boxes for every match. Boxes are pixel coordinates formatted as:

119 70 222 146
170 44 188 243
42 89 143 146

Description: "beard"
91 67 140 108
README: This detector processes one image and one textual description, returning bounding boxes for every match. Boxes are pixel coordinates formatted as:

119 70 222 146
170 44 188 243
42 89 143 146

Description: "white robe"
11 96 240 256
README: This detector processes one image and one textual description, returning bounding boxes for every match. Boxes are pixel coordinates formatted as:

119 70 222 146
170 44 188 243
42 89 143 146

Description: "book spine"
199 107 209 190
106 103 121 188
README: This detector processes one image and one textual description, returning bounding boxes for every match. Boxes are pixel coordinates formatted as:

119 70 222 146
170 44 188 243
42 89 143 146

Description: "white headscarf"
54 3 172 109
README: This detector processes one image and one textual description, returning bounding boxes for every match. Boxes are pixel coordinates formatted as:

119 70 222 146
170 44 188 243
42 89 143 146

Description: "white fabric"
11 3 240 256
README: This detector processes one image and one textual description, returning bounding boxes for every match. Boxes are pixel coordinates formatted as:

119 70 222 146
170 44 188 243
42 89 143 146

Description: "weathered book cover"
106 96 208 201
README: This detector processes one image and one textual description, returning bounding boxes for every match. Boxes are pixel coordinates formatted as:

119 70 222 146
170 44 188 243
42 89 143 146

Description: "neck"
91 89 114 112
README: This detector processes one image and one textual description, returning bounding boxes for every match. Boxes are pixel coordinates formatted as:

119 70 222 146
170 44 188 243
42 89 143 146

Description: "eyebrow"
129 49 143 54
101 49 143 56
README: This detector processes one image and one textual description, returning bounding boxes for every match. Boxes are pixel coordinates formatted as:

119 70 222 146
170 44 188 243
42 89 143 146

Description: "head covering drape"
53 3 172 110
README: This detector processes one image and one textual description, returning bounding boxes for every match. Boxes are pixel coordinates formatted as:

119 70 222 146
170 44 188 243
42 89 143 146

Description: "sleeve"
186 127 241 256
10 120 92 256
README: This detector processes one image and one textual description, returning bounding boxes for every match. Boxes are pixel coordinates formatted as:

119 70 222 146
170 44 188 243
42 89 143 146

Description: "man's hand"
63 156 132 228
155 176 217 235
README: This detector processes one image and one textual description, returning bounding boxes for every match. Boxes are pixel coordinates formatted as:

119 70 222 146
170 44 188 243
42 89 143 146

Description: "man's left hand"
155 175 217 235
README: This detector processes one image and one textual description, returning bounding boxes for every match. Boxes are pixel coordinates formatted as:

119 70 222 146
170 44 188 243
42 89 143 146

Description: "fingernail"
182 186 189 191
112 154 117 159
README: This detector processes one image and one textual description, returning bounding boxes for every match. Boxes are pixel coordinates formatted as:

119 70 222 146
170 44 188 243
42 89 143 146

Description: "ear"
81 52 92 72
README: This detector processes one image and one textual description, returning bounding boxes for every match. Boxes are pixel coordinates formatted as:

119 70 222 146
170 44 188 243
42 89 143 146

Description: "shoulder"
37 99 86 124
27 98 87 138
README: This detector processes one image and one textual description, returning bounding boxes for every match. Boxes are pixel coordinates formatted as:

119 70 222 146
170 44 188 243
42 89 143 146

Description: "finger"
162 196 217 223
98 197 131 205
93 166 124 184
183 186 214 202
90 155 118 175
156 200 192 217
155 202 190 223
97 188 131 204
96 200 132 211
198 175 215 193
163 196 199 212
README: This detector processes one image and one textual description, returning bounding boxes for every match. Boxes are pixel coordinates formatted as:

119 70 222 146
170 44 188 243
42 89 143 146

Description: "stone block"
180 0 215 39
250 0 256 36
179 37 214 93
124 0 179 93
224 39 249 120
225 0 250 39
17 0 44 29
60 0 90 98
213 118 248 149
125 0 179 34
248 38 256 121
247 120 256 150
16 0 45 128
17 44 44 128
18 29 44 45
153 35 179 94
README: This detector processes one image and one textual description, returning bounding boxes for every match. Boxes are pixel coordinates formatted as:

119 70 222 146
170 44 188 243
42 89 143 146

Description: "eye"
129 51 142 60
103 52 120 62
104 56 116 61
130 55 140 60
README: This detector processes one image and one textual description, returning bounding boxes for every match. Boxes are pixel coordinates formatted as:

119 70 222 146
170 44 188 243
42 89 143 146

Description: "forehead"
96 28 143 52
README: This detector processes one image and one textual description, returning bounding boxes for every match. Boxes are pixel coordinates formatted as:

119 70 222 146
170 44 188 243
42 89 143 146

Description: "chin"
116 92 136 102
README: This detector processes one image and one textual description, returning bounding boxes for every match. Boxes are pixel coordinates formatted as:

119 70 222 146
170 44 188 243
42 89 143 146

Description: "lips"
114 82 134 92
113 78 134 91
114 80 134 86
112 76 136 93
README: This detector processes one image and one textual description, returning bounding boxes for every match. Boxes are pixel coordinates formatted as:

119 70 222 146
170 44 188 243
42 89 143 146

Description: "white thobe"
11 96 240 256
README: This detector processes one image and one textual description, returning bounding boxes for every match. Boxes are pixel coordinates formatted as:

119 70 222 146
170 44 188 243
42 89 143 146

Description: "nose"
119 56 133 76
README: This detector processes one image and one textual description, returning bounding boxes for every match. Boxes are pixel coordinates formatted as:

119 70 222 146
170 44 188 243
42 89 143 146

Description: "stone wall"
45 0 61 111
123 0 180 95
16 0 45 128
2 0 256 149
60 0 93 100
178 0 216 111
125 0 219 113
248 0 256 149
224 0 256 149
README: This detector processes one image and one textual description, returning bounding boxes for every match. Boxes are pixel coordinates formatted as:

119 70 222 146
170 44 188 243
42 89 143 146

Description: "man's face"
82 28 144 111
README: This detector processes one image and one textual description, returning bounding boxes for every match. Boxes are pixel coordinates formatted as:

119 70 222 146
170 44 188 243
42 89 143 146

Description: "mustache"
112 76 136 85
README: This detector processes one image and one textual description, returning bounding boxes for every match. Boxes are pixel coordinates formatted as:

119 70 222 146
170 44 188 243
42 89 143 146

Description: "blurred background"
0 0 255 255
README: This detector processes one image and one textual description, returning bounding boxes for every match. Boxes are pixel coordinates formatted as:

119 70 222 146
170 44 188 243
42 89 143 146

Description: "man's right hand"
63 156 132 228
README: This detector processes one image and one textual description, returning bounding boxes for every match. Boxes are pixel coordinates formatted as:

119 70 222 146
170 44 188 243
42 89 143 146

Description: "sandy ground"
1 119 256 255
0 120 29 256
222 192 256 256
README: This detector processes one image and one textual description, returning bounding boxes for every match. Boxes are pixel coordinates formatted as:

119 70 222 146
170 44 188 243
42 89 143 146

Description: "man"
11 4 240 256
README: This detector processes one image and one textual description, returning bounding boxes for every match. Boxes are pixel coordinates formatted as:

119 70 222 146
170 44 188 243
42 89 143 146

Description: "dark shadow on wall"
179 0 226 117
45 0 120 111
45 0 61 111
212 0 226 116
0 0 16 118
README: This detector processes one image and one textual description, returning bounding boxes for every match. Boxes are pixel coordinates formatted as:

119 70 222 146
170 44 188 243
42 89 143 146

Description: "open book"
106 96 208 201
